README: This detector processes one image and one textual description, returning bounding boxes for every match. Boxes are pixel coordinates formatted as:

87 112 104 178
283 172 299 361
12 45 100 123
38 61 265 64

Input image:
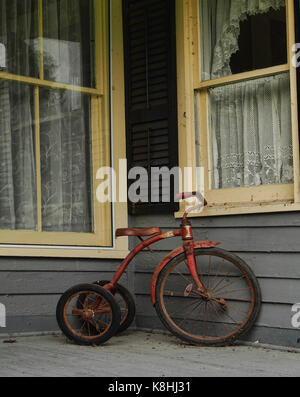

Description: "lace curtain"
200 0 285 80
0 1 37 230
199 0 293 189
0 0 93 232
209 73 293 189
41 0 93 232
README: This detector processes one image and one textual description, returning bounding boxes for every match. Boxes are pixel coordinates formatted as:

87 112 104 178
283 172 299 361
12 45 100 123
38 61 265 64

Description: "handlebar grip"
176 192 208 207
176 192 194 200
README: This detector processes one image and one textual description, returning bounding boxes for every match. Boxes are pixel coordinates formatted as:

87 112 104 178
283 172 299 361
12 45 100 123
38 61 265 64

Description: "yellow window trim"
175 0 300 218
0 0 129 258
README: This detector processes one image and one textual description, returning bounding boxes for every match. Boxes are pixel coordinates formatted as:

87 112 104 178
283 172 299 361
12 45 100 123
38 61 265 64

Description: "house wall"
1 211 300 348
0 258 131 335
0 0 300 350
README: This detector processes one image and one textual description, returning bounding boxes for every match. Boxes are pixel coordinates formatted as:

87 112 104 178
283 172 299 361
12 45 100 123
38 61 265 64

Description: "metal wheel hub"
81 309 95 321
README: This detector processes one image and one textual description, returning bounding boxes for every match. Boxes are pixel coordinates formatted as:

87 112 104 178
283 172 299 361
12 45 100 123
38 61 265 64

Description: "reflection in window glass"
39 87 93 233
0 81 37 230
0 44 6 69
43 0 95 87
0 0 39 77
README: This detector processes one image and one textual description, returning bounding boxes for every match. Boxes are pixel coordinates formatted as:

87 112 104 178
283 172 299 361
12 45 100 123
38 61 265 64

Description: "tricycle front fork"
181 223 207 295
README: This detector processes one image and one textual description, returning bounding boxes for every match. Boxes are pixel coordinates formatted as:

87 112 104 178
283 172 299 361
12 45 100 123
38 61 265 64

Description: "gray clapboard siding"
129 213 300 348
133 251 300 279
0 271 127 294
1 211 300 348
131 211 300 228
134 273 300 305
135 295 293 329
0 258 129 335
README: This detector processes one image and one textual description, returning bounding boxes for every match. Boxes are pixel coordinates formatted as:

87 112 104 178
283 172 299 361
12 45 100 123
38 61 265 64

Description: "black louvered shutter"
123 0 179 215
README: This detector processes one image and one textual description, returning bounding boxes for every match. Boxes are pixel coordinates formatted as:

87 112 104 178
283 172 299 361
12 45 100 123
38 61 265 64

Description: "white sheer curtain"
0 81 37 230
41 0 93 232
0 0 37 230
0 0 93 232
199 0 293 189
209 73 293 188
39 88 93 233
200 0 285 80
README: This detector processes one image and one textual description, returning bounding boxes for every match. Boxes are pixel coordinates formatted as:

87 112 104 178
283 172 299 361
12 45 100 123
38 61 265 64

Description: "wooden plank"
204 227 300 252
131 211 300 228
0 315 59 334
0 272 129 295
0 295 60 316
133 251 300 280
134 273 300 304
0 257 122 272
135 295 298 330
193 211 300 228
122 225 300 252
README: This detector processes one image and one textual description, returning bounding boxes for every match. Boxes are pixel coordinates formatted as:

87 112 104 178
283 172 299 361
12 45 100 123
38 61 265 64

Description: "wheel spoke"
207 256 212 289
195 257 204 282
215 287 251 297
178 300 205 328
209 259 225 289
175 269 192 284
168 297 203 317
225 303 249 315
202 302 208 337
213 275 247 295
211 300 240 326
211 268 233 293
209 301 231 333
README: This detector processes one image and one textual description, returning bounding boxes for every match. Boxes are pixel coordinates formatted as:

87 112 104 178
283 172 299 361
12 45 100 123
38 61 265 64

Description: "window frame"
0 0 129 258
175 0 300 218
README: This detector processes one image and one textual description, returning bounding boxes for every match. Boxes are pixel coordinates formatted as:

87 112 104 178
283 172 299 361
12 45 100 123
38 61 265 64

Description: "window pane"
43 0 95 87
39 88 93 233
0 0 39 77
200 0 286 81
0 81 37 230
209 73 293 189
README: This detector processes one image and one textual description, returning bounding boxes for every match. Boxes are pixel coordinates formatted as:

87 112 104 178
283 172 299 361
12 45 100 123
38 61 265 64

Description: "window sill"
175 200 300 218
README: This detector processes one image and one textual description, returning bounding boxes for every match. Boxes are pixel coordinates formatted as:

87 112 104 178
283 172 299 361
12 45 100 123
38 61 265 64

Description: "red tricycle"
56 192 261 346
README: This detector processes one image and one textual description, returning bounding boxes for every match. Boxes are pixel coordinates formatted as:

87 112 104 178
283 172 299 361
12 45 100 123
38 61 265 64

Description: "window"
0 0 116 251
176 0 300 216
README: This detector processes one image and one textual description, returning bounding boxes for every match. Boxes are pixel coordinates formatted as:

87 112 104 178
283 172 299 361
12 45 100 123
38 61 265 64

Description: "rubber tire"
155 247 261 347
56 283 121 346
94 281 136 334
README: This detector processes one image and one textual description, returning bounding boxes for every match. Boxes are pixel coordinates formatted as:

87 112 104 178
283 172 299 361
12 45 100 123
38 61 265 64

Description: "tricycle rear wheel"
56 284 121 346
80 281 136 333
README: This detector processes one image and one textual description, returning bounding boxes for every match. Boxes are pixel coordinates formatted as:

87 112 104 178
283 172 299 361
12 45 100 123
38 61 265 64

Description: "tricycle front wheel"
155 248 261 346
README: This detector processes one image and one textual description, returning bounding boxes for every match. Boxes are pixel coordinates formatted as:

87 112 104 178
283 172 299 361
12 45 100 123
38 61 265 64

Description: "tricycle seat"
116 227 161 237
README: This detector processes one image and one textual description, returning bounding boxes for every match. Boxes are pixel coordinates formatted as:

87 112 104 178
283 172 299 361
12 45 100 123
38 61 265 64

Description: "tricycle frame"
105 217 219 305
